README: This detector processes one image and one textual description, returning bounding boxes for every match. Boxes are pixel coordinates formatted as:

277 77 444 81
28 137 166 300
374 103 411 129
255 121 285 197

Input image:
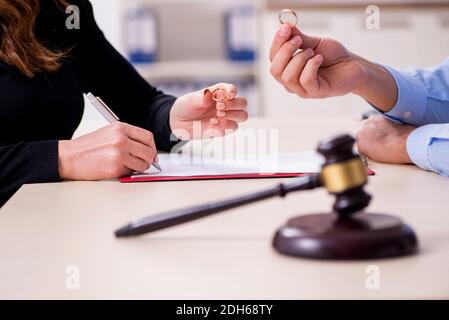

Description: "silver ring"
279 9 298 26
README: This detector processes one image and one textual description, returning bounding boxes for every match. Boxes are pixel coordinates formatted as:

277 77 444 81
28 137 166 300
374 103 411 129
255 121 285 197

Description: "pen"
87 92 162 172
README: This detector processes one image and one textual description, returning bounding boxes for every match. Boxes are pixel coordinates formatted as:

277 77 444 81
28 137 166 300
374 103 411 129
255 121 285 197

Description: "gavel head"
317 134 372 218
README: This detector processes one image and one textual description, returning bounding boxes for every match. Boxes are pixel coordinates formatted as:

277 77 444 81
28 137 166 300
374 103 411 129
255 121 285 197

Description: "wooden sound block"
273 213 418 260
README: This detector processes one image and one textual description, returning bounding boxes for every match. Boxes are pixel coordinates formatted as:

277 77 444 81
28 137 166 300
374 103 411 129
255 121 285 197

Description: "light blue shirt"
382 58 449 176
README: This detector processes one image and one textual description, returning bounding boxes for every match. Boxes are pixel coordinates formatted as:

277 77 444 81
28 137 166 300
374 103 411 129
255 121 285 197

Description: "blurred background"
82 0 449 126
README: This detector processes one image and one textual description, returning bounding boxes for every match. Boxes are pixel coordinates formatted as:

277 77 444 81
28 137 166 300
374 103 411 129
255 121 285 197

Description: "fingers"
178 83 238 114
123 153 151 173
210 93 247 126
270 24 324 98
203 119 239 138
115 122 157 152
127 139 157 166
270 24 293 61
110 122 159 171
270 35 303 81
270 24 322 62
222 120 239 132
279 48 315 95
295 28 321 51
215 120 239 136
206 83 238 100
216 97 248 111
217 110 249 122
203 84 239 117
214 97 248 125
299 55 324 97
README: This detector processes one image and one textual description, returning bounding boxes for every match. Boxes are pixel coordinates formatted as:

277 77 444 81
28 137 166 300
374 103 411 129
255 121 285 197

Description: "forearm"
352 56 398 112
355 57 449 126
0 141 61 207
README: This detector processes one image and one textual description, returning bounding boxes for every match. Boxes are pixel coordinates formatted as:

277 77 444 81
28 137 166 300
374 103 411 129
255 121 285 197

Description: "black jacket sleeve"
76 0 179 151
0 141 60 207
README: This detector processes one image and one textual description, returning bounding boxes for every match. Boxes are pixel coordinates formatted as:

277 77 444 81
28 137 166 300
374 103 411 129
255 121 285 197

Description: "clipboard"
119 152 375 183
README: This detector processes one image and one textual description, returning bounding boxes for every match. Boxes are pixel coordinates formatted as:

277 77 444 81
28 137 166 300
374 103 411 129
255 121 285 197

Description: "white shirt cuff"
406 124 449 171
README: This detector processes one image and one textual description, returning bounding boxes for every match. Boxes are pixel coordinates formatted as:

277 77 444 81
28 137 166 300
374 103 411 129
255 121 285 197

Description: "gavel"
115 134 418 260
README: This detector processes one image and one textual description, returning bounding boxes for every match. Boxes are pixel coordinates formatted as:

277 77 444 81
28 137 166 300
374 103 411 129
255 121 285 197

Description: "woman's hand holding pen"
58 122 158 180
269 23 398 112
169 83 249 140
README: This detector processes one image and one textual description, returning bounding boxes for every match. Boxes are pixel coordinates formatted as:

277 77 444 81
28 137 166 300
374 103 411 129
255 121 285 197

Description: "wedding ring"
279 9 298 26
212 88 227 102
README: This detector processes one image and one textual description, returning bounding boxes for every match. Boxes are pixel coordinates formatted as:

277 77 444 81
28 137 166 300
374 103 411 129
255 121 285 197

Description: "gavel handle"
115 175 322 238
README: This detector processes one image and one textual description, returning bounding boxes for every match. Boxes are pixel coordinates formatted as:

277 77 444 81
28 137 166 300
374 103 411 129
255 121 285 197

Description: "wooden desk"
1 117 448 299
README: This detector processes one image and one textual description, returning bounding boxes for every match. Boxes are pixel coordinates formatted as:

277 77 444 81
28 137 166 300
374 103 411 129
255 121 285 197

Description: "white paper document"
130 151 323 179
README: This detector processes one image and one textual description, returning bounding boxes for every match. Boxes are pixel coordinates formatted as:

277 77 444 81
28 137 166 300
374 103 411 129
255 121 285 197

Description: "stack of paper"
120 151 323 182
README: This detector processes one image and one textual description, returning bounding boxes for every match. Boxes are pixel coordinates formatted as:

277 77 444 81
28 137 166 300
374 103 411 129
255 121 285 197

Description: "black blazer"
0 0 177 206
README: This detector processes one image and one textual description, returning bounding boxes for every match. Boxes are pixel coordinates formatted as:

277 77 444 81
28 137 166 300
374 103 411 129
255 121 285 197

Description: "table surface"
1 117 448 299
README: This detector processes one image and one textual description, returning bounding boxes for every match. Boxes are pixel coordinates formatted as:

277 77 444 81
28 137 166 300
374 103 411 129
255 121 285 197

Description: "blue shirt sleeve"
381 58 449 176
383 58 449 126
